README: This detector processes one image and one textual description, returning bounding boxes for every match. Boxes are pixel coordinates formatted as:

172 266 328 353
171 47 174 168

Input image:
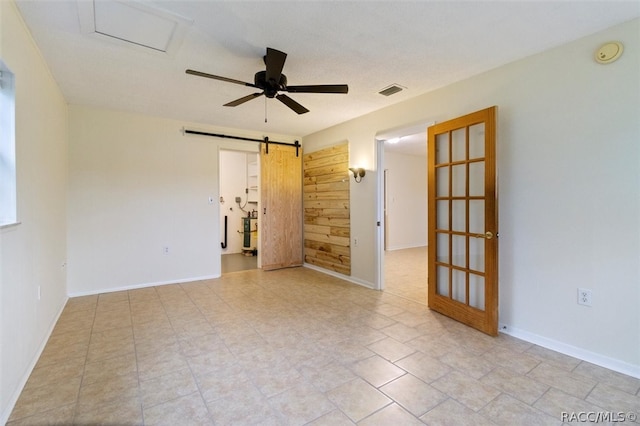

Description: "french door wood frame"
427 106 498 336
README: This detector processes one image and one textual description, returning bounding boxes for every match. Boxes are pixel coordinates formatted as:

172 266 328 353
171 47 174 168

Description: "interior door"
261 143 303 270
427 106 498 336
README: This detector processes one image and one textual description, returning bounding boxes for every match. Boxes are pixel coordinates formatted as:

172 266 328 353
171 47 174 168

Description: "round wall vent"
595 41 623 64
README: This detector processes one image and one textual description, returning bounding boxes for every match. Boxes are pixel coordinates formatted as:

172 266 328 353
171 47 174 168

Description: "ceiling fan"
186 47 348 115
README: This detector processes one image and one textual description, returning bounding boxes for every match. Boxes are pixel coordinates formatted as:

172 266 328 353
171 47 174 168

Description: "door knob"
473 231 493 240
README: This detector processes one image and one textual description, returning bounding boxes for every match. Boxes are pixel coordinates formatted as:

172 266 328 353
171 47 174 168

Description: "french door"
427 106 498 336
260 143 303 270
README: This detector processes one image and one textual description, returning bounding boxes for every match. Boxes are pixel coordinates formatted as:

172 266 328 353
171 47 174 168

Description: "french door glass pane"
452 235 466 267
452 200 465 232
469 273 485 310
468 200 484 234
469 236 485 272
437 266 449 296
469 123 485 159
452 128 466 162
452 269 466 303
436 166 449 197
469 162 485 197
436 133 449 164
437 232 449 263
437 201 449 229
452 164 465 197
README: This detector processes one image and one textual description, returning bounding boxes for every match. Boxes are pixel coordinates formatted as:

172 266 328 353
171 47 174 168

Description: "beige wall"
384 150 427 250
0 2 69 421
303 19 640 374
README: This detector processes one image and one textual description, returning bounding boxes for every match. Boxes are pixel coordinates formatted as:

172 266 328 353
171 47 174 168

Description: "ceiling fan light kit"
186 47 348 115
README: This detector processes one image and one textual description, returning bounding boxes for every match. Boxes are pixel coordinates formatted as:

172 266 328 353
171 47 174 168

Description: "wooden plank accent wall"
303 143 350 275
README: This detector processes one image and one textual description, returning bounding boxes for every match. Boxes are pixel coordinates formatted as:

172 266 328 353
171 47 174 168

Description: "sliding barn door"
261 143 303 270
428 106 498 336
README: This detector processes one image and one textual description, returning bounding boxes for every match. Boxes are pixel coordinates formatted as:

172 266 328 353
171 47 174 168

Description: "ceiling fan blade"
186 69 258 88
264 47 287 84
285 84 349 94
276 94 309 115
224 92 264 107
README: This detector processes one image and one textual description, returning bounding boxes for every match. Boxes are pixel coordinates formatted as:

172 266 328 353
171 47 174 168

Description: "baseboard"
67 274 221 298
1 295 68 425
499 324 640 379
303 263 375 290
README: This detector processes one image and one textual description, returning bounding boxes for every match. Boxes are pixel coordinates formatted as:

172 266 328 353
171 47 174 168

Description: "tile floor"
8 267 640 425
384 247 427 305
221 253 258 274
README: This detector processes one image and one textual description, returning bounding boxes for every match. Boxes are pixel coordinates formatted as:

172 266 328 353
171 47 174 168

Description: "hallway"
384 247 428 305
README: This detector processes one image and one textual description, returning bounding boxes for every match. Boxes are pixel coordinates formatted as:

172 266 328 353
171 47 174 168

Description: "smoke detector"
595 41 623 64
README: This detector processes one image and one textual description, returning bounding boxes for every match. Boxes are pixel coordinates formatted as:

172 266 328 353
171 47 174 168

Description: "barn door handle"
263 208 266 215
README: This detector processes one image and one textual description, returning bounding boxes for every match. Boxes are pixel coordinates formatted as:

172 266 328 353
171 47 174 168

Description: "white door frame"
375 138 386 291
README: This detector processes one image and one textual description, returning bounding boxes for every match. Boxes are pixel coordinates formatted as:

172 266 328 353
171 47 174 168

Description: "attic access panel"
78 0 192 54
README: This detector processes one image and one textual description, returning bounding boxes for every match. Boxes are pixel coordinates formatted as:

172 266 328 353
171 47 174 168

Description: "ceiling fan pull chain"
265 96 268 123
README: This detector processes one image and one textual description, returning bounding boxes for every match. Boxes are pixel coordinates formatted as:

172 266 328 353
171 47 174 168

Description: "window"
0 60 16 227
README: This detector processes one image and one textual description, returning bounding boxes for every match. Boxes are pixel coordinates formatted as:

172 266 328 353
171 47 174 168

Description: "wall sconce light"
349 167 366 183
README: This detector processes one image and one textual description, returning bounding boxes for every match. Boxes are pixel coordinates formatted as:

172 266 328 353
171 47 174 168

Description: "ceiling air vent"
378 84 405 97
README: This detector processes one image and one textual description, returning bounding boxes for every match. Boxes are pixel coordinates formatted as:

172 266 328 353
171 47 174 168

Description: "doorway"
219 149 260 273
376 122 432 304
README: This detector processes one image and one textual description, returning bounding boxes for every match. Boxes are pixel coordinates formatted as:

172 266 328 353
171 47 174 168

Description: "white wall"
384 151 427 250
0 2 69 422
68 105 291 295
220 150 253 254
303 19 640 375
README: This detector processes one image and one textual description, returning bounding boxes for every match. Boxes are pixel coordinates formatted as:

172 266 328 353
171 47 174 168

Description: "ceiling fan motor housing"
255 70 287 98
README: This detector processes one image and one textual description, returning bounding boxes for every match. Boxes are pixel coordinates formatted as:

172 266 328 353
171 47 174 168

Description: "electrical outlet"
353 237 358 247
235 196 241 203
163 246 170 255
577 288 592 306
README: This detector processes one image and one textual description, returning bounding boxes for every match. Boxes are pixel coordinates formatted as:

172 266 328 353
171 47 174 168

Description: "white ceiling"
15 1 640 138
